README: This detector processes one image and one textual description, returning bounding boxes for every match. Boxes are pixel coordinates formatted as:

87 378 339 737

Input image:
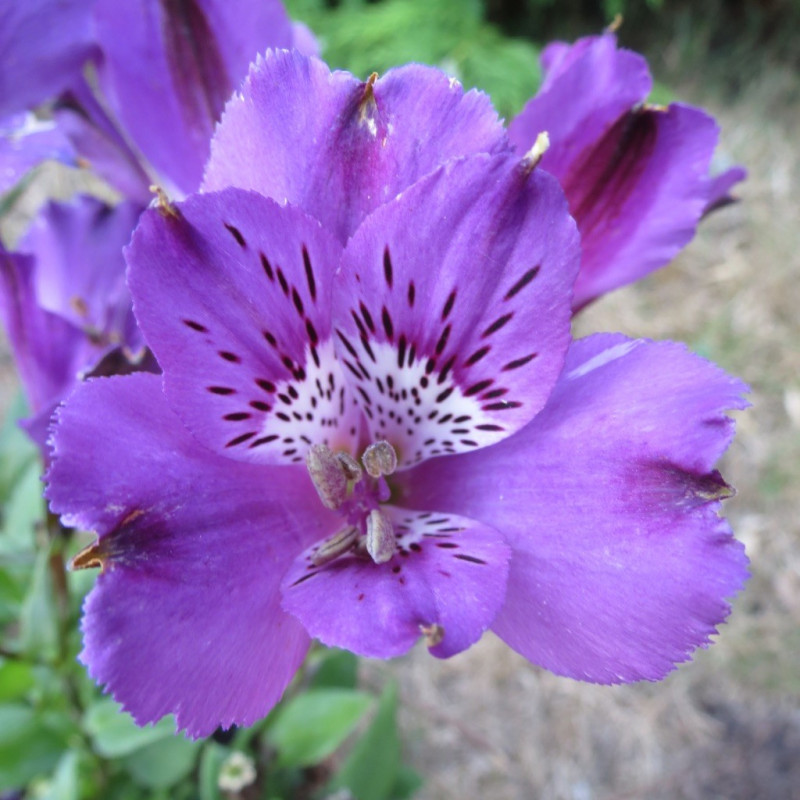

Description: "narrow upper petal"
46 373 334 736
401 334 749 683
281 506 510 659
703 165 747 216
128 188 361 464
203 50 509 242
93 0 295 194
332 153 579 468
510 34 735 311
0 0 95 118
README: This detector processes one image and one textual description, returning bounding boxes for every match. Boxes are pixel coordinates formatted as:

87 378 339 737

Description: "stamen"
420 623 445 648
521 131 550 174
361 440 398 478
305 444 348 510
365 509 396 564
311 525 359 566
336 451 363 482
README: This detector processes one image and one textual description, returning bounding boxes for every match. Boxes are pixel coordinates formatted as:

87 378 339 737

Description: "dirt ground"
2 40 798 800
369 54 800 800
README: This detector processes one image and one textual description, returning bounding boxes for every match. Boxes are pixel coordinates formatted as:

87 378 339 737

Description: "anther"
420 623 445 648
365 509 396 564
361 440 398 478
336 451 363 482
311 526 359 566
149 184 179 218
306 444 348 510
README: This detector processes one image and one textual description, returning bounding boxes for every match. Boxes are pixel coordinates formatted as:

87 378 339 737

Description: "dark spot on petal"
250 434 279 447
291 287 304 316
224 223 246 247
208 386 235 395
381 306 394 340
502 353 538 371
263 330 278 347
260 252 274 280
482 313 513 337
441 290 456 321
407 281 416 307
383 246 393 288
226 431 257 447
465 379 493 397
218 350 241 363
302 245 316 301
250 400 271 412
484 400 522 410
183 319 207 333
454 554 487 565
276 267 289 295
359 302 375 333
223 412 250 421
256 378 276 393
291 571 319 587
435 324 451 356
465 346 490 366
504 266 540 300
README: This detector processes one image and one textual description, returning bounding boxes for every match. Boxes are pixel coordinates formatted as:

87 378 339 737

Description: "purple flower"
0 196 147 447
46 59 748 737
508 33 746 311
1 0 313 200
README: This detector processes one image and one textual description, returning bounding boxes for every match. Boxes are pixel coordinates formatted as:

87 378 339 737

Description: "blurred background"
1 0 798 798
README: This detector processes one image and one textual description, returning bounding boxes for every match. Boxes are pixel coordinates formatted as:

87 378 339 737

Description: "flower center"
305 440 400 566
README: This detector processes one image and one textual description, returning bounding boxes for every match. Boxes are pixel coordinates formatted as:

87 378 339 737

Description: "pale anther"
312 526 359 567
365 509 396 564
362 440 398 478
306 444 348 510
420 623 445 648
336 451 363 482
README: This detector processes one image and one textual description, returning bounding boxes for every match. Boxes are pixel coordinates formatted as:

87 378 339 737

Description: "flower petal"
510 35 726 311
401 334 749 683
703 165 747 216
0 0 95 118
203 50 508 241
46 373 334 736
93 0 295 194
331 153 579 468
281 506 510 659
128 188 361 464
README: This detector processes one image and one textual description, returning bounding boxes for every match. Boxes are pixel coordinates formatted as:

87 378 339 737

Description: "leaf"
266 688 372 768
40 750 80 800
326 682 403 800
198 742 228 800
0 658 35 701
310 648 359 690
121 734 201 789
83 698 179 758
0 391 37 503
0 704 70 791
18 545 59 660
390 765 423 800
0 458 44 555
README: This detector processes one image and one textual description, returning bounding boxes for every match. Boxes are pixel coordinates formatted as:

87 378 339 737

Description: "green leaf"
18 545 59 660
83 699 179 758
121 734 200 789
198 742 228 800
327 682 402 800
40 750 80 800
390 765 423 800
310 648 359 690
0 458 44 555
0 658 36 701
0 704 69 791
0 391 37 502
266 688 372 768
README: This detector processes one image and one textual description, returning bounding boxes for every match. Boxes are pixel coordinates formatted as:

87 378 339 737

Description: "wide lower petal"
203 50 508 242
401 334 749 683
332 153 579 468
128 188 361 464
93 0 295 194
46 373 335 736
281 506 510 659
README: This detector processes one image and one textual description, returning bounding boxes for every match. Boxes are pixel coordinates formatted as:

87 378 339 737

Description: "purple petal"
401 334 749 683
281 506 510 659
0 0 95 118
510 35 727 311
46 373 334 736
53 81 153 204
703 165 747 216
290 21 319 57
0 244 86 420
128 188 361 464
509 34 651 182
332 153 579 468
203 51 508 242
93 0 295 194
0 114 77 194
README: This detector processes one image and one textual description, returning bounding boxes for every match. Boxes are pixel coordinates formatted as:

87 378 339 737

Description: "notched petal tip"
520 131 550 174
149 185 179 219
71 539 106 571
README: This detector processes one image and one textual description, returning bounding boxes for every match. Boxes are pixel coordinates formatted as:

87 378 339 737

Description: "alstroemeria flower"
47 131 747 735
0 196 147 447
508 33 746 311
0 0 315 201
